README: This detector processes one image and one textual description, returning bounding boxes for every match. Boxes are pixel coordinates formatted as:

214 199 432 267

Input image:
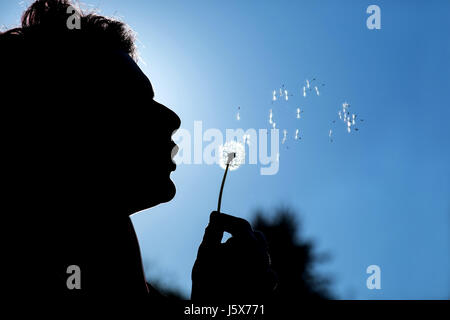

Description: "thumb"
197 211 224 253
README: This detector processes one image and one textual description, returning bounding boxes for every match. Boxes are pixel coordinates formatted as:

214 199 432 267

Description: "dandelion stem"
217 152 236 213
217 163 230 213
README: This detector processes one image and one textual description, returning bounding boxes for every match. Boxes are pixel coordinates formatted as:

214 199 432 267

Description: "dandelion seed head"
218 141 245 171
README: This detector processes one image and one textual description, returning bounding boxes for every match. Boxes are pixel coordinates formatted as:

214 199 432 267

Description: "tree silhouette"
252 207 333 300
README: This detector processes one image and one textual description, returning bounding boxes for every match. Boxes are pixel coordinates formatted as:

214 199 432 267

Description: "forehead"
105 50 155 98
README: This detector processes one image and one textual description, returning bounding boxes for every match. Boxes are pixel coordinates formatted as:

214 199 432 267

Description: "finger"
209 211 255 240
198 221 223 251
198 211 255 253
199 211 252 249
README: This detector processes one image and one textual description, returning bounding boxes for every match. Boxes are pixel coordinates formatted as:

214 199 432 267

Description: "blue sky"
2 0 449 299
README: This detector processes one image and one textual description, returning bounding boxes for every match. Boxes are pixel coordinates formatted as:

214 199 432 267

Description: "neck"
47 200 149 293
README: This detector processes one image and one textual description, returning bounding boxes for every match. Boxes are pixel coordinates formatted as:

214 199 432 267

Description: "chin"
161 178 176 203
142 178 176 210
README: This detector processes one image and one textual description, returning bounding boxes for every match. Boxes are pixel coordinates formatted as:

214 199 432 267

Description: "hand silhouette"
191 211 277 301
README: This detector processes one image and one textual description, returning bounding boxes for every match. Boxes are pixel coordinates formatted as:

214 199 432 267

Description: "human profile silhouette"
1 0 276 304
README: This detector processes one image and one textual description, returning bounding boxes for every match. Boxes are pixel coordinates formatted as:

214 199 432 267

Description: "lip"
170 142 178 172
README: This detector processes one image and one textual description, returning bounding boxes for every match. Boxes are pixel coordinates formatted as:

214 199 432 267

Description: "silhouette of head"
1 0 181 216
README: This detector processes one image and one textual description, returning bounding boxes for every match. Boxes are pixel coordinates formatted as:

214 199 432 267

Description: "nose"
155 100 181 133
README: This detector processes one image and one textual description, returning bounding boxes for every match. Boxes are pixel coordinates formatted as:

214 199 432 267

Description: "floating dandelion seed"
335 101 363 135
272 90 277 101
315 86 320 96
236 112 240 121
295 129 299 140
329 129 333 137
296 108 301 119
272 122 276 129
303 86 306 97
346 117 352 133
269 109 273 124
342 102 350 111
282 129 287 144
306 79 310 89
217 141 245 213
